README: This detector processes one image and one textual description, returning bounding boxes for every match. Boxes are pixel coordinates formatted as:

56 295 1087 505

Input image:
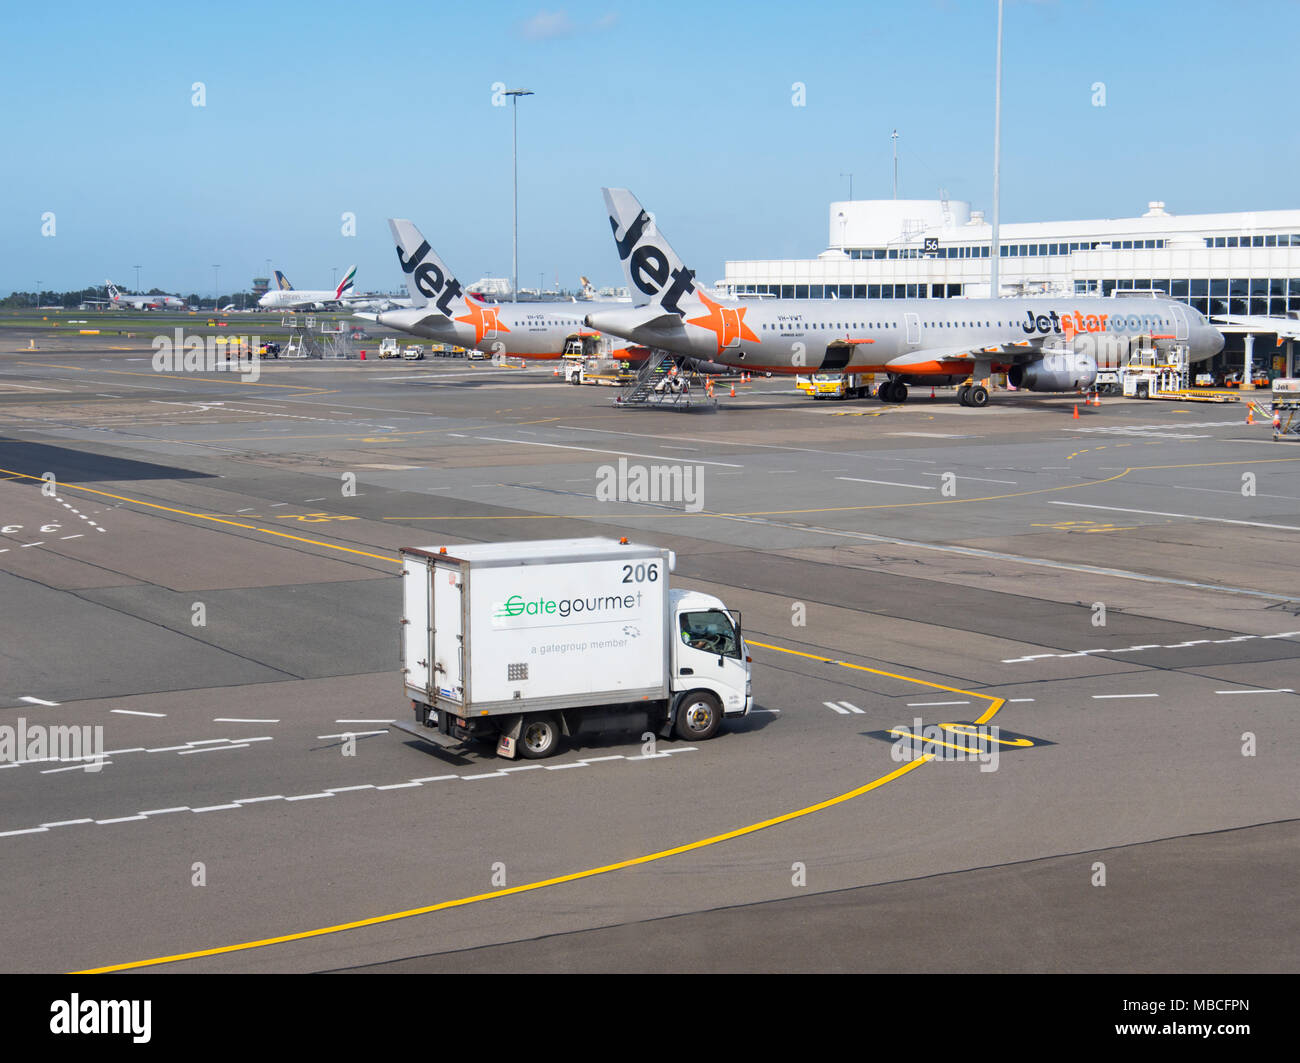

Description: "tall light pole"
134 265 141 295
840 172 853 200
505 88 533 303
212 265 220 311
891 130 899 199
990 0 1004 299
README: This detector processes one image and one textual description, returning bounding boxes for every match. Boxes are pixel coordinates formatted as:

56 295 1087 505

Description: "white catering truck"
391 538 753 759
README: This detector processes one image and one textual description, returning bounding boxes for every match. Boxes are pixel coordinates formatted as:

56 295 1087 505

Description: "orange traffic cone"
1247 407 1254 425
1073 404 1079 419
930 387 935 398
729 382 736 397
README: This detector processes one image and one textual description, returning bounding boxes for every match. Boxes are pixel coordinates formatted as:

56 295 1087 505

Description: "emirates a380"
586 189 1225 407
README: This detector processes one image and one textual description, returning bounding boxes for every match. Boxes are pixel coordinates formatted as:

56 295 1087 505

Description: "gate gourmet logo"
493 590 646 622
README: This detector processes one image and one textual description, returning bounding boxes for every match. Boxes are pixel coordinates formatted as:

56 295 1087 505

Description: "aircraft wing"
1214 314 1300 339
885 340 1051 371
885 344 1000 369
631 312 687 331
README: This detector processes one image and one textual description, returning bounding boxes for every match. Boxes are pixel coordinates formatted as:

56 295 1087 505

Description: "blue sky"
3 0 1294 296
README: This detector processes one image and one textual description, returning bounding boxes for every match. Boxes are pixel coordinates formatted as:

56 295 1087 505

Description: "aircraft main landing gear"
878 380 908 404
957 384 989 407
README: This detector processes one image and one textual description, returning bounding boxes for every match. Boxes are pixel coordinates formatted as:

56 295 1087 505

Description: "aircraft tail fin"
601 188 700 314
335 265 357 299
388 218 467 314
274 271 294 291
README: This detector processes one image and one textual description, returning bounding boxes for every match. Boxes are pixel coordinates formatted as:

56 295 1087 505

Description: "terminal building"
718 198 1300 378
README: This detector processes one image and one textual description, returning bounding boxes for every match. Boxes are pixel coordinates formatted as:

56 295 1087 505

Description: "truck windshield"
679 610 740 658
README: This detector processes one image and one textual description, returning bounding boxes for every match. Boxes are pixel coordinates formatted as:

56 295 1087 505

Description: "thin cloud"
516 10 618 40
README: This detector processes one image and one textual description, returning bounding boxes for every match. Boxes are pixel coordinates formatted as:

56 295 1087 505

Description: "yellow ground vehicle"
795 372 873 399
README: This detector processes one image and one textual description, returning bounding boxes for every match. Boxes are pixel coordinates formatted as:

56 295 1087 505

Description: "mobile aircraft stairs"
613 349 717 409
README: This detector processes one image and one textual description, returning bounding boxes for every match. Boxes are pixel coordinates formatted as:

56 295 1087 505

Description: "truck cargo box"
401 538 671 716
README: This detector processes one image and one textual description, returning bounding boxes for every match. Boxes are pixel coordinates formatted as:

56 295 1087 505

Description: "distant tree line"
2 287 259 310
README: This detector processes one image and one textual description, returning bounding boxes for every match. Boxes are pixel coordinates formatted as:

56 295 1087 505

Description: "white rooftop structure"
720 199 1300 327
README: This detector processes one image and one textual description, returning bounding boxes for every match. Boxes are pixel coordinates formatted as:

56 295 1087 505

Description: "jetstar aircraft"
586 189 1225 406
359 219 639 360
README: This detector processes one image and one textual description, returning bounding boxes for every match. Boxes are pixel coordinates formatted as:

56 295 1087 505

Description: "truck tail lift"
392 538 753 760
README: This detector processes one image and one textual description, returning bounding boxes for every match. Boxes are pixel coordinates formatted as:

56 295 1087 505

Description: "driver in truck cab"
679 610 740 655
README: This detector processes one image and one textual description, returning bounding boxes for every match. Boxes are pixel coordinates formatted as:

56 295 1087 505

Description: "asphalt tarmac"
1 331 1296 973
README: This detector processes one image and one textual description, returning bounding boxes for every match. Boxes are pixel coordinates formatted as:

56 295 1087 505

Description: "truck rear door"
402 555 431 694
432 562 465 701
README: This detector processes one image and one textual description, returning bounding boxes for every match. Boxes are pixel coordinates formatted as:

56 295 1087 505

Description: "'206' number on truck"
622 563 659 583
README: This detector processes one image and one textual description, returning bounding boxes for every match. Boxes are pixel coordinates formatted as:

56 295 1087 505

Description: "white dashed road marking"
1004 631 1300 663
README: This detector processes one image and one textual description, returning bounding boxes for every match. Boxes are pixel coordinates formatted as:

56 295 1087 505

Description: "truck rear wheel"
674 693 722 741
518 714 562 759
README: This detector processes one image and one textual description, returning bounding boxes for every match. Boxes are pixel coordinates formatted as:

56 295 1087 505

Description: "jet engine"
1009 350 1097 392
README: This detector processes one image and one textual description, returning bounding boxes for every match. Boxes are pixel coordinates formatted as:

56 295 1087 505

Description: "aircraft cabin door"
904 312 921 346
1170 304 1190 342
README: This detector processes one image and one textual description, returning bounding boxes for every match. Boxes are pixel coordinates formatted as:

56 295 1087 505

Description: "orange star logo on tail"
686 291 759 354
455 297 511 345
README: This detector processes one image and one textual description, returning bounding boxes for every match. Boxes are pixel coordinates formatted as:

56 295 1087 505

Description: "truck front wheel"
674 693 722 741
518 714 562 759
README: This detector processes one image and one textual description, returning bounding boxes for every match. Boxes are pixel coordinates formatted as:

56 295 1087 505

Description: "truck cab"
669 588 752 725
